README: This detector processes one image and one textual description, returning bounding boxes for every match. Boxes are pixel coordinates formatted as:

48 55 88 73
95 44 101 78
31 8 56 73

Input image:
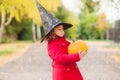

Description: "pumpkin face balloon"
68 40 88 54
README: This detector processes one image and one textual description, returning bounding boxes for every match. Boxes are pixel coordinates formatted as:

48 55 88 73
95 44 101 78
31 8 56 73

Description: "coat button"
66 68 70 72
62 43 65 45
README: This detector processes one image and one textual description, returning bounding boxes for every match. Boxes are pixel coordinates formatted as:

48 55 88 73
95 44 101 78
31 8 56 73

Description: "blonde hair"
44 29 55 41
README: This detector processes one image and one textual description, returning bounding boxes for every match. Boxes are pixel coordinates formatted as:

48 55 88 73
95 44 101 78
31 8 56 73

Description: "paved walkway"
79 42 120 80
0 42 120 80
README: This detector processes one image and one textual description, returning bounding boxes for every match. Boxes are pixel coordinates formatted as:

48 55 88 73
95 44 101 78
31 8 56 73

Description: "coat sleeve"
48 44 80 64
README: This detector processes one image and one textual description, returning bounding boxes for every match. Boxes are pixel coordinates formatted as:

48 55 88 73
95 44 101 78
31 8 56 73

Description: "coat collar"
54 35 66 40
49 35 65 42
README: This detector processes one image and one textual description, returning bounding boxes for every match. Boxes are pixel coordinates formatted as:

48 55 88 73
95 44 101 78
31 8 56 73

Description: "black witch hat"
36 0 73 42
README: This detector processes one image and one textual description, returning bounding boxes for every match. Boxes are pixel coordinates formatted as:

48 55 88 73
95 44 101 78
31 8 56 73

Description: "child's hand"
78 50 87 59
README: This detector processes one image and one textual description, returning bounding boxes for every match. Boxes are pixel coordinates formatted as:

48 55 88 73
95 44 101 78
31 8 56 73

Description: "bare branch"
0 7 5 29
4 5 15 26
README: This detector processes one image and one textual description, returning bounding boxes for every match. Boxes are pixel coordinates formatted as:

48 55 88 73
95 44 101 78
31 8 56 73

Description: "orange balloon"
68 40 88 54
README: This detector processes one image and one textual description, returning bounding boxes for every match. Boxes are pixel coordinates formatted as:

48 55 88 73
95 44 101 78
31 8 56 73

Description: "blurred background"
0 0 120 80
0 0 120 43
0 0 120 62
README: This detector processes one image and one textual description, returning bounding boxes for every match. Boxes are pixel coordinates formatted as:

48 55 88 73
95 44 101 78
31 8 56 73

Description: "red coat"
48 36 84 80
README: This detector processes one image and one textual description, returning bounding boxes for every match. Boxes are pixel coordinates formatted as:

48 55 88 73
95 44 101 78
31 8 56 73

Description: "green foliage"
3 16 32 42
65 27 77 41
18 25 32 40
55 6 68 22
54 6 78 40
77 13 99 40
17 17 32 40
77 0 108 40
81 0 99 13
3 25 17 43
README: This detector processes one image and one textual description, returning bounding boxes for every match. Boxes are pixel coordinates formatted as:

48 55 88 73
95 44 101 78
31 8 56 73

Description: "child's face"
54 24 64 37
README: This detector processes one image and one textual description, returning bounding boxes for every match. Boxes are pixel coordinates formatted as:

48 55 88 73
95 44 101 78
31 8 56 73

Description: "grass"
0 46 23 56
14 40 33 43
0 40 33 56
0 49 15 56
85 40 108 42
106 43 120 48
105 42 120 62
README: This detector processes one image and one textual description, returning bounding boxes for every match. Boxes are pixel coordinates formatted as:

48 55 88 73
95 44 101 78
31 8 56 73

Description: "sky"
99 0 120 23
61 0 120 23
61 0 82 15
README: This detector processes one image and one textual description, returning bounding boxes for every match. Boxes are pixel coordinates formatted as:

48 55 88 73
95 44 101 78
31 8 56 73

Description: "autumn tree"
0 0 62 43
97 13 108 39
0 0 15 42
0 0 27 42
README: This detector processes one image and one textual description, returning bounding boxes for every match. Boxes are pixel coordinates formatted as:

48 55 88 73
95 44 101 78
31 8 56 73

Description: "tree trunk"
0 5 15 43
0 28 3 43
106 29 109 40
36 24 41 40
32 23 36 42
0 6 5 43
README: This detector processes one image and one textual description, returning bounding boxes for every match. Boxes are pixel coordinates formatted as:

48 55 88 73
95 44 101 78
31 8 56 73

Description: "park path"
0 42 120 80
79 42 120 80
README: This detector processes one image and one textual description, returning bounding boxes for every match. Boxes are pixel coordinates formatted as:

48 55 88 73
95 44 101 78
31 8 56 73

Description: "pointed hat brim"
41 22 72 42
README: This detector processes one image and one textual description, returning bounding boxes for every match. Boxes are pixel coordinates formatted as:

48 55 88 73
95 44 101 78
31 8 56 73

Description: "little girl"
35 1 87 80
43 24 87 80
